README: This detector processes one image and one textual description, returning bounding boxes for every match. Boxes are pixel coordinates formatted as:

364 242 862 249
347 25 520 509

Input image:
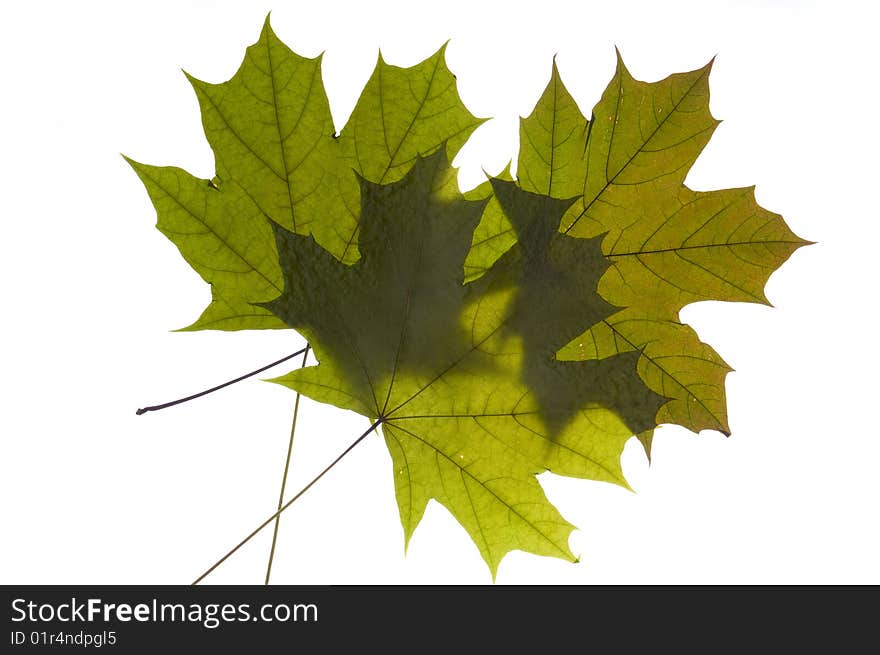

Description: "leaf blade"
268 152 659 571
125 159 286 331
509 52 810 440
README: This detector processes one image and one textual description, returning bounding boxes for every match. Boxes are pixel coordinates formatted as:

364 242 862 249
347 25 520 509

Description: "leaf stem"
192 419 383 585
264 344 311 585
136 347 308 415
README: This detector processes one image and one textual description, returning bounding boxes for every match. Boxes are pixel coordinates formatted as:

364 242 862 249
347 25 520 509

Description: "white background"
2 0 878 584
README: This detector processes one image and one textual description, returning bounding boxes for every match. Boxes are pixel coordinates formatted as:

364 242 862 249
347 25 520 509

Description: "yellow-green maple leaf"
468 54 809 455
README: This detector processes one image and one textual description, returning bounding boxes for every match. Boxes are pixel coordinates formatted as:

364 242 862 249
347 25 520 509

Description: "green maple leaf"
468 54 809 455
128 16 483 331
266 149 664 574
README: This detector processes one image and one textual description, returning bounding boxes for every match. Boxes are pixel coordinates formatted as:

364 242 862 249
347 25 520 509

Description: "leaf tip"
757 290 773 307
181 67 205 91
711 407 733 437
480 159 513 185
121 154 148 179
612 46 633 80
637 430 654 463
261 11 274 35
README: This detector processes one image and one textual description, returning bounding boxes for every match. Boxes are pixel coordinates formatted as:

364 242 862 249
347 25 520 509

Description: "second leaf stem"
265 344 311 585
192 419 383 585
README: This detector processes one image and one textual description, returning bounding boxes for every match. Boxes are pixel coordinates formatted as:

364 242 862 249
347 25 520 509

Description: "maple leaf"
467 54 810 455
128 16 483 331
266 149 664 574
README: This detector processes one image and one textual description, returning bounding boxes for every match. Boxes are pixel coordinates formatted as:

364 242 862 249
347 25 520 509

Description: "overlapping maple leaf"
262 149 663 572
